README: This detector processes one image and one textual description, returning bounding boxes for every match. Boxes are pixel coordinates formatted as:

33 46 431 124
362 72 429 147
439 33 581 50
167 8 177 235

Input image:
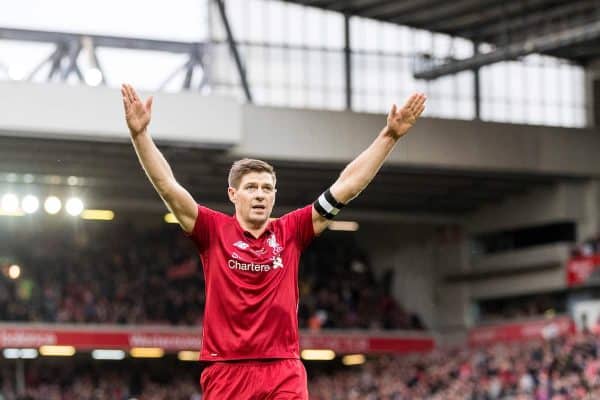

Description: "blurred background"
1 0 600 398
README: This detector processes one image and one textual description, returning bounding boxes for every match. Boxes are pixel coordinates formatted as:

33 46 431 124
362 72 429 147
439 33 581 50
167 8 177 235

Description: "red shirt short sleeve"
186 204 315 361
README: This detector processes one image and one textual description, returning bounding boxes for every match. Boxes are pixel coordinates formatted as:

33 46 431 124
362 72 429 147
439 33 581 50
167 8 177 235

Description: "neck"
236 214 269 238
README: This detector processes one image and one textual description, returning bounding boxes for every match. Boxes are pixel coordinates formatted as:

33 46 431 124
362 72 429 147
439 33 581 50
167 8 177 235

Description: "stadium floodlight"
328 221 359 231
342 354 366 366
3 348 39 359
92 349 126 360
300 349 336 361
8 264 21 280
39 345 76 356
1 193 19 213
65 197 84 216
177 351 200 361
44 196 62 214
84 68 103 86
130 347 164 358
21 195 40 214
81 209 115 221
3 349 21 359
20 348 39 359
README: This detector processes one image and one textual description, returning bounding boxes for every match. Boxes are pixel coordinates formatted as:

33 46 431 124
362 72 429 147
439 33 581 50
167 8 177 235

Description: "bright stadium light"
3 349 21 359
20 348 38 359
300 349 336 361
4 348 40 359
67 176 79 186
92 349 126 360
39 345 76 357
328 221 359 231
44 196 62 214
177 351 200 361
84 68 103 86
8 264 21 280
342 354 366 366
1 193 19 213
65 197 84 216
130 347 164 358
21 195 40 214
81 209 115 221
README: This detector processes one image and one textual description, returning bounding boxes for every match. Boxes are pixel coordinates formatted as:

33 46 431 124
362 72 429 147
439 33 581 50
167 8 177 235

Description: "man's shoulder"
271 205 313 231
199 205 231 220
279 205 313 220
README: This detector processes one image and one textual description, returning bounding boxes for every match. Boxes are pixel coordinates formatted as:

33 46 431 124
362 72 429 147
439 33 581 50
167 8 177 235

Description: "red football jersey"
186 204 315 361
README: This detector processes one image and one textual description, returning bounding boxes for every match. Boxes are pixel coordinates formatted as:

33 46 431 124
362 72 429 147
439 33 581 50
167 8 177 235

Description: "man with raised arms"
121 83 426 399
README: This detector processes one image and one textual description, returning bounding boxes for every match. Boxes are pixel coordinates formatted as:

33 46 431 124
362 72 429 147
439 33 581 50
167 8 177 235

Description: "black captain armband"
313 189 346 220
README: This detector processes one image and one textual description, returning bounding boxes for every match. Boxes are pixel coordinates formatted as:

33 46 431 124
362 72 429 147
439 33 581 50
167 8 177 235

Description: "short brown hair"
228 158 276 189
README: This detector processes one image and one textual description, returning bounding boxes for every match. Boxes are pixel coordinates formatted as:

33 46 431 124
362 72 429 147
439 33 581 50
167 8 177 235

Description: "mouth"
251 205 266 211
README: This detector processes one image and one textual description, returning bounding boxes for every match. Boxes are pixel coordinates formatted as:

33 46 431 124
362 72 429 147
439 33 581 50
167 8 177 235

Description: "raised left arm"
312 93 426 234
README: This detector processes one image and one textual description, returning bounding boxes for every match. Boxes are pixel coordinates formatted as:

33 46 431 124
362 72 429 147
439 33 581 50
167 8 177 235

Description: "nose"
254 188 269 197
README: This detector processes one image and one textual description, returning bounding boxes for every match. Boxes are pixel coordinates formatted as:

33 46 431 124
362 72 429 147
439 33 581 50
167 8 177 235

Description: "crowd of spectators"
0 219 424 330
310 331 600 399
2 330 600 399
0 222 203 326
0 361 200 400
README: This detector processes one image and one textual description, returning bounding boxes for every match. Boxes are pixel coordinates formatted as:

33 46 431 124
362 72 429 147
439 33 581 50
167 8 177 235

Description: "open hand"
121 83 153 137
385 93 426 139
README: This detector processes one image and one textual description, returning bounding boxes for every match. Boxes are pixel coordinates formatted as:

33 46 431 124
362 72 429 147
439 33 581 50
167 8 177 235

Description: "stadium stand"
309 332 600 400
0 221 424 331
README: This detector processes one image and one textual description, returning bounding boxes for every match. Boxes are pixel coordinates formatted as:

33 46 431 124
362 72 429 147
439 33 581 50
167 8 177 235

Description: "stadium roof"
284 0 600 77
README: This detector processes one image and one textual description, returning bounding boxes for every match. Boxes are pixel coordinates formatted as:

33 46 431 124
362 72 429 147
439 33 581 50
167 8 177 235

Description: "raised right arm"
121 84 197 233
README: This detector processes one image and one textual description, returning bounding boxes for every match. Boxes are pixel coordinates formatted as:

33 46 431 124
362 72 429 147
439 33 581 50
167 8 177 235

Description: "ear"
227 187 236 204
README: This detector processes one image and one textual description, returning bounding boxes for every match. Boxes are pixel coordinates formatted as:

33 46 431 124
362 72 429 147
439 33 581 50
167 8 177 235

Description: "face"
228 171 276 227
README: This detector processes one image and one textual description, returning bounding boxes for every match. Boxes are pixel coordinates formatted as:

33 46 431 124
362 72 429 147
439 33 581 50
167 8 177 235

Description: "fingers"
145 96 153 114
121 86 130 113
415 93 426 110
128 84 141 102
388 103 397 119
122 84 133 105
121 83 139 104
408 92 426 115
403 93 418 112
